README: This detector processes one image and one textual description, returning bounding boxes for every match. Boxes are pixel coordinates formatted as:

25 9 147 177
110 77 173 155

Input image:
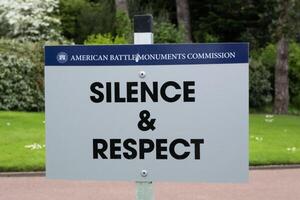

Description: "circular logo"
56 52 68 64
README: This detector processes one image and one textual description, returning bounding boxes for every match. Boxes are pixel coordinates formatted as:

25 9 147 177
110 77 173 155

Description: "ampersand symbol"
137 110 156 131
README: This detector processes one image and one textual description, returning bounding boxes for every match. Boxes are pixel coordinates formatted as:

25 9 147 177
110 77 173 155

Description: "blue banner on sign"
45 43 248 66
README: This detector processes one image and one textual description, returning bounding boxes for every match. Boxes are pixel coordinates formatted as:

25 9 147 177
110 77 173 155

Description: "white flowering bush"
0 0 62 41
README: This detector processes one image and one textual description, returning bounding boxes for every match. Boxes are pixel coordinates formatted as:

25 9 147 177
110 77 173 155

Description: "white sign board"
45 43 248 182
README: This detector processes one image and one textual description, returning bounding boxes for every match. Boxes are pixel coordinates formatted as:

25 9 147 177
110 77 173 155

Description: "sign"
45 43 248 182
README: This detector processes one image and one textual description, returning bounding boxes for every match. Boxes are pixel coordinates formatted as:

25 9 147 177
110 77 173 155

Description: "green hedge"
154 20 185 43
249 59 272 108
0 39 44 111
84 34 127 45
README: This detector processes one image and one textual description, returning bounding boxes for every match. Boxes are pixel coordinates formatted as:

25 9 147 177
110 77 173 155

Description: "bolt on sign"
45 43 249 182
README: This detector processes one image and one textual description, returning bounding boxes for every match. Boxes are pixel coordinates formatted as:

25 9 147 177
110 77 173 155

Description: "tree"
115 0 128 14
274 36 289 114
0 0 62 41
60 0 115 43
188 0 277 46
274 0 300 114
175 0 192 42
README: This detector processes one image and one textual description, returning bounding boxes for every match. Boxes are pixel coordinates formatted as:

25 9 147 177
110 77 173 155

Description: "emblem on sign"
56 52 68 64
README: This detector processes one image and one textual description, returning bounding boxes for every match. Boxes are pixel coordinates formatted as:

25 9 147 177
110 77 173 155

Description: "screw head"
139 71 146 78
141 170 148 177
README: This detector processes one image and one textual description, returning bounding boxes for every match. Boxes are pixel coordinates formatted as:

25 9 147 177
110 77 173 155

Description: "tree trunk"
115 0 128 14
176 0 192 42
274 37 289 114
274 0 290 114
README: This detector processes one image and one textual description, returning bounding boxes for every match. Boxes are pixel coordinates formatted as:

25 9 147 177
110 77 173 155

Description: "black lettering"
161 81 181 102
123 138 137 159
190 139 204 159
156 139 168 159
106 82 112 102
141 82 158 102
110 139 121 159
169 139 190 159
127 82 138 102
183 81 195 102
139 139 155 159
114 82 126 102
93 139 108 159
90 82 104 103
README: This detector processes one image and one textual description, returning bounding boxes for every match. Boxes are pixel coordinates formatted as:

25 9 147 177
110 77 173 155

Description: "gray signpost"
134 15 154 200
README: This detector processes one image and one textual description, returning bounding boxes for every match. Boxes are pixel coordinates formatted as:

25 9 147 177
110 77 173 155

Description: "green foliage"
60 0 115 43
259 44 277 70
272 0 300 40
259 43 300 108
154 20 185 43
0 39 44 111
0 13 9 37
289 42 300 108
84 34 114 45
128 0 173 19
84 33 127 45
190 0 277 46
249 59 272 108
292 94 300 110
250 42 300 109
57 0 299 47
0 54 43 111
59 0 87 41
113 35 128 44
115 11 132 43
203 33 219 43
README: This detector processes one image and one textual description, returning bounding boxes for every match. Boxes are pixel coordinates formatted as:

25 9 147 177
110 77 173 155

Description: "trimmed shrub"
154 19 185 43
0 39 44 111
249 59 272 108
84 34 127 45
0 53 43 111
115 11 132 43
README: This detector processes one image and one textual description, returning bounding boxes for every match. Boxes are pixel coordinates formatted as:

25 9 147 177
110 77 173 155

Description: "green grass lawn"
0 112 45 172
0 112 299 172
250 114 300 165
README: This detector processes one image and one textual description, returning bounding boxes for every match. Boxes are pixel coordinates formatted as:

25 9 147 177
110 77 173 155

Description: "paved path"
0 169 299 200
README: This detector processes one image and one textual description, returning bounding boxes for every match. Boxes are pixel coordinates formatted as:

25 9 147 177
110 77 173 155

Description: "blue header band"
45 43 248 66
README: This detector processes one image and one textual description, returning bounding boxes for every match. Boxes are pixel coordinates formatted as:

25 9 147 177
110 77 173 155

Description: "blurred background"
0 0 300 113
0 0 299 172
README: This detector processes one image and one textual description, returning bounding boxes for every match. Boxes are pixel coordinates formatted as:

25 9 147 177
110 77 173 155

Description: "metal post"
134 14 154 200
136 181 154 200
134 15 153 44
